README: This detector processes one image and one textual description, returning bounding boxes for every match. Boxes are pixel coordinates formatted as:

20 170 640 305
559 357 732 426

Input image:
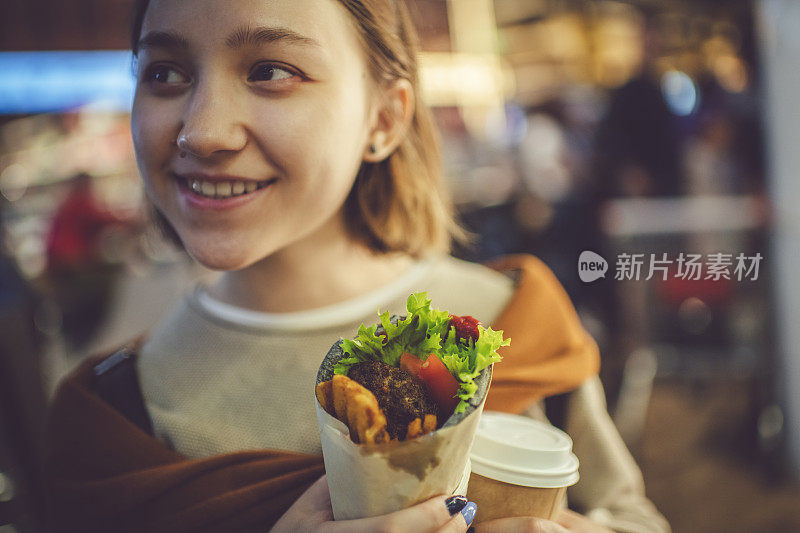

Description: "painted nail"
445 495 468 515
461 502 477 526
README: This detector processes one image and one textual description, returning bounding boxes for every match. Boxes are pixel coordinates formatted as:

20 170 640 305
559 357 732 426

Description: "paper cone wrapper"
316 337 493 520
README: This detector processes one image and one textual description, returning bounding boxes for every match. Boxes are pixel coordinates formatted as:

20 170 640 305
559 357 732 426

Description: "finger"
327 494 465 533
555 508 581 527
271 475 333 532
293 475 333 516
306 475 332 502
474 516 569 533
555 509 614 532
435 507 472 533
294 475 329 502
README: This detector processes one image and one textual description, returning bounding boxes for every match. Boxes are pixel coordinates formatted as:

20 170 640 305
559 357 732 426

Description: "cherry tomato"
449 315 481 343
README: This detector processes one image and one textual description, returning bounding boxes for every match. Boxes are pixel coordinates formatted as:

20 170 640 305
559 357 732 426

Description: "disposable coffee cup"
468 411 579 523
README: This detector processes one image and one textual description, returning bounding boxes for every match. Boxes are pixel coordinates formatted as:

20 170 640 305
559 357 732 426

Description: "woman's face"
131 0 375 270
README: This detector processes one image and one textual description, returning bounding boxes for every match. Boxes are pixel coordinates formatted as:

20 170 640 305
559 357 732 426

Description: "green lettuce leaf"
334 292 510 414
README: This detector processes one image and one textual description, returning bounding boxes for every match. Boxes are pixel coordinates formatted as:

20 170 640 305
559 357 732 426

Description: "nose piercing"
177 134 189 158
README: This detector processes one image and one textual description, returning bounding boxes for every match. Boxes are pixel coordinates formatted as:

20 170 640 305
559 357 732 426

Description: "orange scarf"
487 254 600 413
44 254 598 531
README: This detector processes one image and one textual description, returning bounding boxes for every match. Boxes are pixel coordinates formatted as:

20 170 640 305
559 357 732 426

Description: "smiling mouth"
180 176 277 200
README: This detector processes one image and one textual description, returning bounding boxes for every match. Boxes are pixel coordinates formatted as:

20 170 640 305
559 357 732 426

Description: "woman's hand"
472 517 568 533
271 475 476 532
472 509 613 532
555 510 614 532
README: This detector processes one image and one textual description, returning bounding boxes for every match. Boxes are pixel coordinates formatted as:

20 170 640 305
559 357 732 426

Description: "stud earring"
369 144 377 154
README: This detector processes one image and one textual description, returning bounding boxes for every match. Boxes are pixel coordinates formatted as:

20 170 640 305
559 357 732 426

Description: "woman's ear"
364 79 415 162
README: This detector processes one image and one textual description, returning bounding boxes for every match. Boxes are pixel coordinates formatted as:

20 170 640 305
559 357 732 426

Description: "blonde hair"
132 0 462 256
336 0 463 256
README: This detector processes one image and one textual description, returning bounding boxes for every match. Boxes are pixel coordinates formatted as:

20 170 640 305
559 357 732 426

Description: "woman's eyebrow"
134 26 321 55
225 26 321 49
136 31 189 52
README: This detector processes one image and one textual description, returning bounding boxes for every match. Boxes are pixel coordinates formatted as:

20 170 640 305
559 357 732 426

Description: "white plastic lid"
470 411 580 488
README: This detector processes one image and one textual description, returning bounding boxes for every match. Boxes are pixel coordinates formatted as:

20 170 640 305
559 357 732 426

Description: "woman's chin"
184 243 262 272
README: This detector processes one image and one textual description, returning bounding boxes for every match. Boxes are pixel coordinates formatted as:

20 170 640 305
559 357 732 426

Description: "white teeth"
216 181 232 197
201 181 216 196
187 178 269 199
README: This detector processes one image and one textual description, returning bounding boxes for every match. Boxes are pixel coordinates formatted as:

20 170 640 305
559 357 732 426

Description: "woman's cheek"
247 106 330 185
277 94 367 181
259 96 329 148
132 104 177 189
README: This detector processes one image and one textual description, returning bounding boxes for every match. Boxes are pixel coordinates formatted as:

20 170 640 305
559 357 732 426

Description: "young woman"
45 0 669 531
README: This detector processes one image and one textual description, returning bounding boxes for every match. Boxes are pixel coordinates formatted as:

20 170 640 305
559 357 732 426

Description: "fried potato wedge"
315 380 334 415
422 414 437 435
406 417 423 440
320 375 390 445
346 390 390 444
405 414 437 439
331 375 350 422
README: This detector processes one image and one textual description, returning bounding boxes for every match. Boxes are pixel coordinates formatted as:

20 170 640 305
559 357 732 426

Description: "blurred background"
1 0 800 531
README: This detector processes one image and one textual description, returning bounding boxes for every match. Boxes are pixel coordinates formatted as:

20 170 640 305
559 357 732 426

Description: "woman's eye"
144 64 189 86
248 63 299 83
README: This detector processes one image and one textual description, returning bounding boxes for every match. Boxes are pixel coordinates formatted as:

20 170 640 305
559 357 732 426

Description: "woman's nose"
177 83 247 159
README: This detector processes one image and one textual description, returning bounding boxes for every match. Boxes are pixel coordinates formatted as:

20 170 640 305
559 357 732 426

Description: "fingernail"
461 502 477 526
445 495 468 515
